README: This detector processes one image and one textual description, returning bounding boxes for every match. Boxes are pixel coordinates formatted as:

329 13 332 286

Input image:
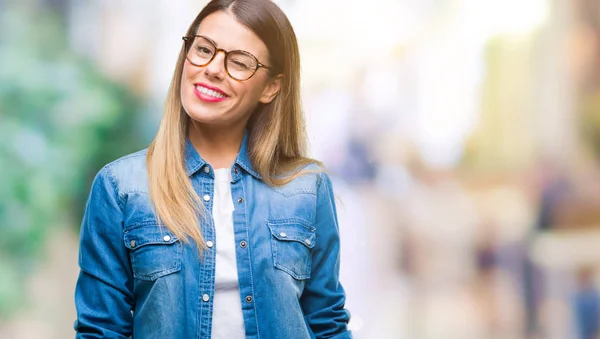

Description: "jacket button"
206 240 214 248
279 232 287 238
237 197 244 204
202 294 210 302
163 235 171 242
305 239 311 246
203 195 210 202
245 296 253 303
234 167 239 174
130 240 136 248
240 241 247 248
204 166 210 173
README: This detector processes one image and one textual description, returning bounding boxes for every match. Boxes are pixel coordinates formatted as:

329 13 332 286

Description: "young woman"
74 0 352 338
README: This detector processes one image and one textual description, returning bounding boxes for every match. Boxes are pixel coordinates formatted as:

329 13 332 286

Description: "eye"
232 60 250 69
228 54 256 71
195 45 213 55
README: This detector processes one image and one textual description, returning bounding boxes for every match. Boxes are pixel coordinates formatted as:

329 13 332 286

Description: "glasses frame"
182 35 272 81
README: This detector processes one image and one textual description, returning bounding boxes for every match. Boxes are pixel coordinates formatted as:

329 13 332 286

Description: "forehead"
196 10 268 59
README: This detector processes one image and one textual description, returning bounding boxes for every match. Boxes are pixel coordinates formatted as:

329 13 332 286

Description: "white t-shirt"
211 168 245 338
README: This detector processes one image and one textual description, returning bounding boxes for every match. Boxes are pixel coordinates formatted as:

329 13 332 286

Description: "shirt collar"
234 131 261 180
184 138 206 176
184 131 262 180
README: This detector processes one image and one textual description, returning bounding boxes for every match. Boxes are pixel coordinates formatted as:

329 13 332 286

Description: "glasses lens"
187 37 215 66
226 52 258 81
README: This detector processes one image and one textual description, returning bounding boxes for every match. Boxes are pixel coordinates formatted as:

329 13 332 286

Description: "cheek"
180 68 191 91
180 65 196 108
182 62 197 82
235 78 268 102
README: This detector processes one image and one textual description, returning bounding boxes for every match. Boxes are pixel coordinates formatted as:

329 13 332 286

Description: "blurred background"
1 0 600 338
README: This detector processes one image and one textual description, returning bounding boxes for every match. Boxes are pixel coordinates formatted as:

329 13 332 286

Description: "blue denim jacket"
74 135 352 339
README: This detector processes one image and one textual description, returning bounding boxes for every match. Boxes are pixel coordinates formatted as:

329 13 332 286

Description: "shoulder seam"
102 164 125 210
101 148 148 208
108 149 148 167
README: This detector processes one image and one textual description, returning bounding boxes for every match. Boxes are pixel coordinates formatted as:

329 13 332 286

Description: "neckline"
214 168 232 182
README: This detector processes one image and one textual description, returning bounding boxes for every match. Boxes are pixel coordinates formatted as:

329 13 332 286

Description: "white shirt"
211 168 245 338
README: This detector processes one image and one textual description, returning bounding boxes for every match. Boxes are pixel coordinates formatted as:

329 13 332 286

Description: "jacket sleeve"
74 166 134 338
300 172 353 339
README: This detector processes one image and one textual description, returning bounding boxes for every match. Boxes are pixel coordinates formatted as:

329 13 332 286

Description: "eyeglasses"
182 35 272 81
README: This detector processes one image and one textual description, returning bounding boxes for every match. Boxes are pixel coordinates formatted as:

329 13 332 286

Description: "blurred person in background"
73 1 352 338
523 159 569 338
572 267 600 339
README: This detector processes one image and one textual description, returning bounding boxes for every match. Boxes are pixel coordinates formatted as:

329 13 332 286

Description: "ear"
259 74 282 104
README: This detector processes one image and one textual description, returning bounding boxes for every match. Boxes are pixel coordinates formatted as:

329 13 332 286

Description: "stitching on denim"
270 234 316 249
103 151 146 203
121 189 148 196
267 218 314 231
268 186 317 197
274 262 309 280
125 220 166 230
317 171 325 189
187 161 204 177
271 235 311 280
129 238 182 281
108 149 147 166
103 164 126 212
239 179 261 338
266 165 325 197
198 177 215 339
236 161 261 180
268 221 313 280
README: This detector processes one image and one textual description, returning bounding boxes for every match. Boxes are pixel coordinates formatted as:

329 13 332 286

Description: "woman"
74 0 352 338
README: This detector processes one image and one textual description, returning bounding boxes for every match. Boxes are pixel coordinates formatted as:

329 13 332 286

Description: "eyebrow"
198 34 259 53
194 33 264 60
199 34 219 48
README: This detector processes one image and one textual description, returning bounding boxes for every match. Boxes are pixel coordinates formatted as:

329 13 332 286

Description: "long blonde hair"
146 0 320 250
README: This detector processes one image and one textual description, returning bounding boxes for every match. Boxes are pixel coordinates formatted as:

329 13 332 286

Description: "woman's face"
180 10 280 130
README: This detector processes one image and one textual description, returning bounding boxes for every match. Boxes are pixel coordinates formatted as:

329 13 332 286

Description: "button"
240 240 247 248
206 240 214 248
203 195 210 202
130 240 136 248
237 197 244 204
305 239 311 246
245 296 253 303
279 232 287 238
234 167 239 174
202 294 210 302
163 235 171 242
204 166 210 173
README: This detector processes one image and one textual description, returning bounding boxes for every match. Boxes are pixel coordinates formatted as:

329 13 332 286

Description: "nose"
203 50 226 80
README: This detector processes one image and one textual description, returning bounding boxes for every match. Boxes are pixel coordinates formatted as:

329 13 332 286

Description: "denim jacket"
74 134 352 339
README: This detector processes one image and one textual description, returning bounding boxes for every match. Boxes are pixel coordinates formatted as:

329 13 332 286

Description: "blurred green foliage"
0 4 146 317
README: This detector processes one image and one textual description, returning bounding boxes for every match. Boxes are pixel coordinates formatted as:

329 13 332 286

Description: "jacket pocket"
124 225 182 281
267 218 316 280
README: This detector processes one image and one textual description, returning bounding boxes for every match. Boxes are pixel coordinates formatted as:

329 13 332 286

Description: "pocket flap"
124 225 179 250
267 219 316 249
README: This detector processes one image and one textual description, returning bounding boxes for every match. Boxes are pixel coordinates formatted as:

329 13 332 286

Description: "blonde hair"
146 0 321 251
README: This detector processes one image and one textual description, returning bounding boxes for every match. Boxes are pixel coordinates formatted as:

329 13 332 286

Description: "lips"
193 83 229 103
195 83 228 97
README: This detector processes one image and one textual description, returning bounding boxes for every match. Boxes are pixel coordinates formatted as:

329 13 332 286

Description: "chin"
186 111 222 125
183 98 221 119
